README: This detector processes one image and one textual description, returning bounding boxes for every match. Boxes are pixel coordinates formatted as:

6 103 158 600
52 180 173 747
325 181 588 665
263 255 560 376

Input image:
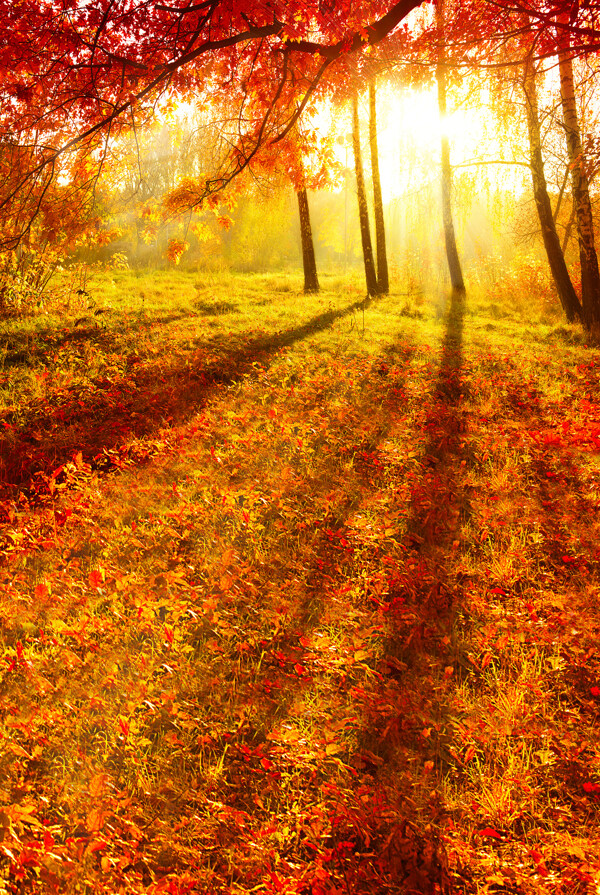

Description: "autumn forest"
1 1 600 893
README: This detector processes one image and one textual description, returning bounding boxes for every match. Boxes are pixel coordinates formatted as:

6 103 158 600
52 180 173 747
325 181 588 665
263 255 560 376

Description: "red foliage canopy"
1 0 599 245
0 0 425 244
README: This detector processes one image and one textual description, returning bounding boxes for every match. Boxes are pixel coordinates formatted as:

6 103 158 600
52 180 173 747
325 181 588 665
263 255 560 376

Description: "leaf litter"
0 273 599 894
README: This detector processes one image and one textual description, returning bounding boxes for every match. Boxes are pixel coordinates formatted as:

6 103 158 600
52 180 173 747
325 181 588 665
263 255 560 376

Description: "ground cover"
0 269 599 894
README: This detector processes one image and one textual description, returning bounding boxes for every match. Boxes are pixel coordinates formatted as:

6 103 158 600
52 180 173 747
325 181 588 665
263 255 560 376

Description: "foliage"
0 0 426 247
0 271 599 893
484 252 561 319
0 247 85 318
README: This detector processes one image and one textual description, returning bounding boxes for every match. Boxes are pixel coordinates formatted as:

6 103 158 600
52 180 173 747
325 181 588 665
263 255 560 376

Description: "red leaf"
583 781 600 793
88 570 104 588
294 663 307 677
590 686 600 697
43 831 55 853
34 583 49 600
118 717 130 737
477 827 503 839
464 744 476 762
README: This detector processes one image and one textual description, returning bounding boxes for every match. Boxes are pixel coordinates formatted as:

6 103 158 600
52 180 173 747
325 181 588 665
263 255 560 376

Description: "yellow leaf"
89 773 109 799
221 548 235 568
86 807 107 833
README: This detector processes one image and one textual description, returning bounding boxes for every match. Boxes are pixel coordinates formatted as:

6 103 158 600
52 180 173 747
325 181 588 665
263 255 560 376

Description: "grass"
0 267 599 894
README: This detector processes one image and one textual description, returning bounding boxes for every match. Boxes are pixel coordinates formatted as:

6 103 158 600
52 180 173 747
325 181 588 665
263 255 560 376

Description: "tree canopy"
0 0 428 244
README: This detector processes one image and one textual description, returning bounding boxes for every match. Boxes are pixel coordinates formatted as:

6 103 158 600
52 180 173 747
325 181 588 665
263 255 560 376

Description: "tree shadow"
394 292 470 604
335 288 468 892
0 296 374 504
177 291 469 893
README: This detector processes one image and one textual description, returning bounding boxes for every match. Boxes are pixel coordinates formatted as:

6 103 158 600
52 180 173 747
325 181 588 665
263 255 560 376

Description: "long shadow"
196 293 468 893
340 289 467 891
0 321 420 892
388 287 467 600
0 296 374 505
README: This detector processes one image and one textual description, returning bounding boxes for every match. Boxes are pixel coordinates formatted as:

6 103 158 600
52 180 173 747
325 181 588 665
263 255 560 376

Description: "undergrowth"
0 270 599 894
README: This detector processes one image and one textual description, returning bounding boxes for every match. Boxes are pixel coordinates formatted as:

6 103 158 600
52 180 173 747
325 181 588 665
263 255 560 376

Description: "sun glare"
373 85 494 199
327 83 499 202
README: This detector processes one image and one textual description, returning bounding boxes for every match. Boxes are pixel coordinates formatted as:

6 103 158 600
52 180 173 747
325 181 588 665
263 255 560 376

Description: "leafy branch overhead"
3 0 600 244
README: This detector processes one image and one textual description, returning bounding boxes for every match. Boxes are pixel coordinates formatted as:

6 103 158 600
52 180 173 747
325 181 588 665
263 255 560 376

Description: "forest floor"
0 268 599 895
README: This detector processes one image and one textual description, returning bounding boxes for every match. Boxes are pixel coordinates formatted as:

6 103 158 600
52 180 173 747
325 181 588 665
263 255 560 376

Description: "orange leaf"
88 570 104 588
34 583 49 600
464 745 476 762
86 807 107 833
89 839 108 853
89 773 109 799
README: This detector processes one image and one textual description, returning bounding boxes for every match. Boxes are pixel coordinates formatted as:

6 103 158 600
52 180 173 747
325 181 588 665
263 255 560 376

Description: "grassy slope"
0 269 599 894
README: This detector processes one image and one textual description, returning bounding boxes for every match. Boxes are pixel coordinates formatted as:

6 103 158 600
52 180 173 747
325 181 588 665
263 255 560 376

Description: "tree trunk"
369 77 389 294
558 41 600 328
296 187 319 293
436 0 465 293
523 56 582 323
352 90 379 297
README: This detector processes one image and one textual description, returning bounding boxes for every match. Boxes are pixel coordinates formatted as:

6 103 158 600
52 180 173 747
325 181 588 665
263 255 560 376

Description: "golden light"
326 83 500 203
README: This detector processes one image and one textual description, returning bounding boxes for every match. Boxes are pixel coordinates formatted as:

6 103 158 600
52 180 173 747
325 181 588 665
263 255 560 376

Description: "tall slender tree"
435 0 465 293
352 89 379 296
523 53 582 321
369 77 389 294
296 186 320 293
523 53 582 322
557 22 600 328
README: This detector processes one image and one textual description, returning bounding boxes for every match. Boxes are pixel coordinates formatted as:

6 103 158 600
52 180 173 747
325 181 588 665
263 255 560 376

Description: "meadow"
0 268 599 894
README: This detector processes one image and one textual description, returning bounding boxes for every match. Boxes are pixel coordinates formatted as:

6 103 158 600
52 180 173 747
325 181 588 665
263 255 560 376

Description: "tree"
296 186 320 293
522 52 583 322
557 22 600 328
352 89 380 296
369 77 389 294
435 0 465 293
